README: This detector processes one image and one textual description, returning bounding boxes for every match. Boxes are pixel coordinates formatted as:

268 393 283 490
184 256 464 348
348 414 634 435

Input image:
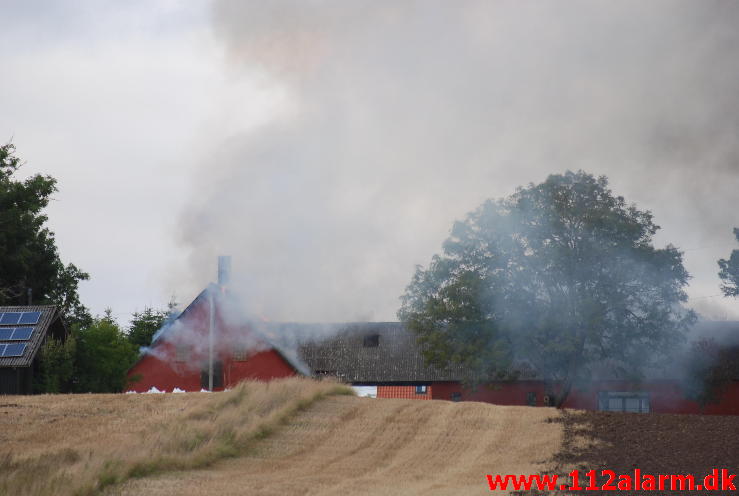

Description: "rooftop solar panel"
0 312 22 325
0 328 13 340
2 342 26 357
18 312 41 325
11 327 34 340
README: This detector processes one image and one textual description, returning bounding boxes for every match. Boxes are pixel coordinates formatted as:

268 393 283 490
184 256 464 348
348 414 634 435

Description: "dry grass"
0 378 352 496
112 396 564 496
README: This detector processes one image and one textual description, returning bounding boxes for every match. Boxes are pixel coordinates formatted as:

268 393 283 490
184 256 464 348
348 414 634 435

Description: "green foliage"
684 338 738 411
34 335 77 393
73 310 139 393
127 300 178 349
399 171 696 406
718 228 739 297
0 143 91 326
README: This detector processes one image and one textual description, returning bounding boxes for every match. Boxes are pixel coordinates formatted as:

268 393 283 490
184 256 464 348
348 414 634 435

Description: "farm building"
127 284 310 393
0 305 67 394
126 280 739 415
299 321 739 415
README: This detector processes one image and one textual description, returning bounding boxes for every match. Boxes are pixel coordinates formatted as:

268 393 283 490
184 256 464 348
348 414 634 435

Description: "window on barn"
415 385 428 394
175 344 189 362
598 392 650 413
451 392 462 402
232 348 248 362
526 392 537 406
363 334 380 347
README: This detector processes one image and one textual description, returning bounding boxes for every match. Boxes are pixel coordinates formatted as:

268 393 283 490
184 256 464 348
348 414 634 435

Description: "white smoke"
174 1 739 322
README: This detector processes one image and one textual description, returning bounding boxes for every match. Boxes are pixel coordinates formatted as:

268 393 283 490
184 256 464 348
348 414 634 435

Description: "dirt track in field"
110 396 563 496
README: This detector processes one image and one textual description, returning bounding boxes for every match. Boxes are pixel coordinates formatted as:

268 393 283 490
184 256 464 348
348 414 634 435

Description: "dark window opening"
526 392 537 406
363 334 380 347
200 360 224 390
451 392 462 402
415 385 428 394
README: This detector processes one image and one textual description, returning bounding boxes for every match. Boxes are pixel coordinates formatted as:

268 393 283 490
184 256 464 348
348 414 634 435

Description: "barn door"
200 360 224 390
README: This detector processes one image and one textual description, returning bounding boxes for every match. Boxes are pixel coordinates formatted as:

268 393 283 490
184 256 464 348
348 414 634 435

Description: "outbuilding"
0 305 67 394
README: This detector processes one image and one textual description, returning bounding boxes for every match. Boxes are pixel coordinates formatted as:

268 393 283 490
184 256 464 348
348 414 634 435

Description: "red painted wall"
127 347 299 393
223 350 298 386
127 343 202 392
428 380 739 415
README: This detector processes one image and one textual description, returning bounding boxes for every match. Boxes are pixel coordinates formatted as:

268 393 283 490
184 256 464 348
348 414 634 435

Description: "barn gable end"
126 285 308 392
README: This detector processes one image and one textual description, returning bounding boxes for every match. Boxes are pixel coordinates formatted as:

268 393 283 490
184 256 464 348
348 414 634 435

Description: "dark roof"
296 320 739 384
0 305 61 368
297 322 469 382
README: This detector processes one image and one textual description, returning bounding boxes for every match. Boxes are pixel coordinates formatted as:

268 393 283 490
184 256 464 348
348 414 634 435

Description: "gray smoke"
175 0 739 322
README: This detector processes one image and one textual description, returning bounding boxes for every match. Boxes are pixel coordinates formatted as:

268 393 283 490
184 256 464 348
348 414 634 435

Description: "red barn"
126 284 309 392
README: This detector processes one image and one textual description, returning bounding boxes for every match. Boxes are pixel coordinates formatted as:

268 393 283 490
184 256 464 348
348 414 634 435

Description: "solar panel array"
0 311 42 358
0 311 41 325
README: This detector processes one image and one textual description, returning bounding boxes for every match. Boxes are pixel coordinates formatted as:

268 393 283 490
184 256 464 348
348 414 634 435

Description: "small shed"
0 305 67 394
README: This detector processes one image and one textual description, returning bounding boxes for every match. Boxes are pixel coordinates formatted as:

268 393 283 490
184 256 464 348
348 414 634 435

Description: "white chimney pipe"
218 255 231 287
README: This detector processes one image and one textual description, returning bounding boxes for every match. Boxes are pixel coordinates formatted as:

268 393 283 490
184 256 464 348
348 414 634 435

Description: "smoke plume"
176 1 739 322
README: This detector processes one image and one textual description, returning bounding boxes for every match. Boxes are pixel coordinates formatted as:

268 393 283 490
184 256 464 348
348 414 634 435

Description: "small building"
0 305 67 395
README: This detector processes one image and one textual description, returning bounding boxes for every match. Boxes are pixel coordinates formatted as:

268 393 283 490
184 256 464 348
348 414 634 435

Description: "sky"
1 0 738 325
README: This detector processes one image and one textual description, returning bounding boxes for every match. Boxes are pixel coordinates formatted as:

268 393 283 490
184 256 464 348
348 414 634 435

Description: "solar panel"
0 312 22 325
11 327 34 340
1 342 26 357
0 328 13 340
18 312 41 325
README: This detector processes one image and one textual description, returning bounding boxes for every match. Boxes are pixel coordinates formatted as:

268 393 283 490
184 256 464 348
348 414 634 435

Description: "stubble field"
2 378 737 495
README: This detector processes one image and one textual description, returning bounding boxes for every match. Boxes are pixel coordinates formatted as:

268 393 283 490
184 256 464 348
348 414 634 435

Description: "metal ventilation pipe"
209 256 231 391
218 255 231 287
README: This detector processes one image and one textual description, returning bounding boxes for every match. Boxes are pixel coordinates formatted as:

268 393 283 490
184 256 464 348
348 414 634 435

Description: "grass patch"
0 378 352 496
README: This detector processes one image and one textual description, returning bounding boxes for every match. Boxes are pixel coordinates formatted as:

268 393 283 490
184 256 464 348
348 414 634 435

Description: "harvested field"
0 378 352 496
6 383 734 496
558 410 739 495
110 395 563 496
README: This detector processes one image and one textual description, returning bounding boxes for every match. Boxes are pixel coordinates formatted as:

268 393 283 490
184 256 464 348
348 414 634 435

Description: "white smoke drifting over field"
176 1 739 322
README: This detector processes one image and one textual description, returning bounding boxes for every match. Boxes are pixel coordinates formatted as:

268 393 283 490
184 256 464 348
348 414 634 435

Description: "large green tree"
399 171 696 407
718 228 739 297
0 143 90 326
